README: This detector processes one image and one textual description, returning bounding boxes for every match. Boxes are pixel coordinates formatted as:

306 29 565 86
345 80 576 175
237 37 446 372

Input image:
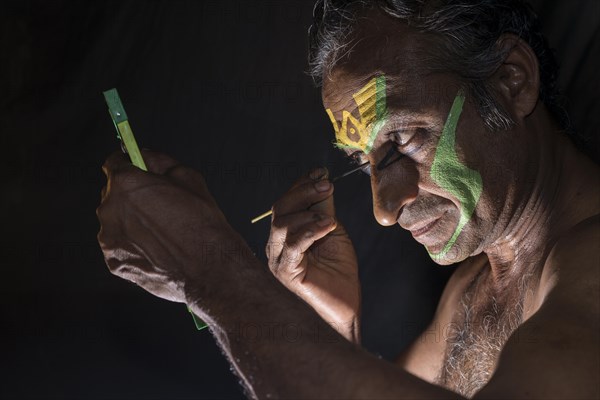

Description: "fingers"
284 215 336 253
104 148 181 176
101 149 210 199
166 165 210 198
139 149 180 175
268 167 337 269
102 150 137 178
140 149 211 198
273 224 335 281
270 210 337 244
100 150 148 201
272 174 334 218
308 167 329 181
267 210 336 265
289 167 330 190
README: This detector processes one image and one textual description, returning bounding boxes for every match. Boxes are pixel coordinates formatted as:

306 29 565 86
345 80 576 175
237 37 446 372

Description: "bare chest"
435 271 527 398
398 259 539 398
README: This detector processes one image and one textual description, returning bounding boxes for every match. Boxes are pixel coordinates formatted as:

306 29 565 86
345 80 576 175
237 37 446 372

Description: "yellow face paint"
326 75 387 154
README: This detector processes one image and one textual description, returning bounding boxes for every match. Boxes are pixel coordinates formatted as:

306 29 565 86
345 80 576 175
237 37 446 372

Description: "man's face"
322 11 517 264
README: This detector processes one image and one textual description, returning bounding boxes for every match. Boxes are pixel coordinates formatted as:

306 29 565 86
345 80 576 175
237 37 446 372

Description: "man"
96 0 599 398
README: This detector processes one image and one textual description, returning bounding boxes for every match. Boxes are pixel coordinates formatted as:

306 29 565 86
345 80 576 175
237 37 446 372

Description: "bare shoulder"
539 214 600 309
476 216 600 399
549 213 600 272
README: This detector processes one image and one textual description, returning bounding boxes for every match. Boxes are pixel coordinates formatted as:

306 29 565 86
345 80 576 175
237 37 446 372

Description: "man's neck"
484 118 599 293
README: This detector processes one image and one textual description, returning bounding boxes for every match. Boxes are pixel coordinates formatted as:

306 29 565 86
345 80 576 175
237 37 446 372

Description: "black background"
1 1 598 398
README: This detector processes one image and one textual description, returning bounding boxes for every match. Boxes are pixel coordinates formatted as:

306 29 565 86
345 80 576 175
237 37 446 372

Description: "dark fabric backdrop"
1 1 598 398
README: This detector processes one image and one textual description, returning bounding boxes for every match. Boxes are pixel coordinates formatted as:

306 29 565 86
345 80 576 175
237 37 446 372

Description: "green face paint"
429 90 483 261
326 75 388 154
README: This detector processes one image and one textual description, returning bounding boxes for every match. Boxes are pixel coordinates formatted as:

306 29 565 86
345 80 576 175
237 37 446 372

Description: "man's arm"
188 252 461 399
97 150 598 399
96 149 460 398
201 219 598 399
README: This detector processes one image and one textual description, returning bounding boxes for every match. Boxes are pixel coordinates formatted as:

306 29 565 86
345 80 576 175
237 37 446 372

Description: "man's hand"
95 152 461 400
96 149 237 304
266 168 361 342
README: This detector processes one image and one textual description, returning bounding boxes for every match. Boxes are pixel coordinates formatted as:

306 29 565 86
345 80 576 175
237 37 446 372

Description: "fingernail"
315 180 331 192
316 216 333 227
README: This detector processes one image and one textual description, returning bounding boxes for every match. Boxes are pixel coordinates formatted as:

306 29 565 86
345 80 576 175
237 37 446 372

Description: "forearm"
185 240 461 399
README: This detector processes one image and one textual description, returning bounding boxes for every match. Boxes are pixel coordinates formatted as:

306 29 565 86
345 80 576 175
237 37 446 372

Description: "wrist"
182 233 263 317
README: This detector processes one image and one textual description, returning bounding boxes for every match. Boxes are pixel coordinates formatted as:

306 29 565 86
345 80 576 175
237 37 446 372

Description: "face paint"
429 90 483 261
326 75 387 154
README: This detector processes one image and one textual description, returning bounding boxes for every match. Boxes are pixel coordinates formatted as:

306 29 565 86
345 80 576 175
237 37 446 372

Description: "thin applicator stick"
250 162 369 224
331 162 369 182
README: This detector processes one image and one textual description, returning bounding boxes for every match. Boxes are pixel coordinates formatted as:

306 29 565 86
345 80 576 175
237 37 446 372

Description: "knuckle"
270 258 291 279
271 200 285 218
164 163 187 177
267 259 280 275
168 164 207 184
110 262 130 277
285 234 305 250
95 204 104 219
95 199 116 221
266 250 284 275
281 241 303 262
96 229 105 247
101 160 111 176
265 241 275 260
265 238 283 260
112 169 138 188
300 182 315 197
271 216 288 231
96 227 114 251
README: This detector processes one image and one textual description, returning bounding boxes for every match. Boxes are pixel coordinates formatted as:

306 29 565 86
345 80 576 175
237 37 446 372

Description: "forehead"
321 8 432 109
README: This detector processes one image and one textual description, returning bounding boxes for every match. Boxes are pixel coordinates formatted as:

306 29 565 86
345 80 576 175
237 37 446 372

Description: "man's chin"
424 241 469 265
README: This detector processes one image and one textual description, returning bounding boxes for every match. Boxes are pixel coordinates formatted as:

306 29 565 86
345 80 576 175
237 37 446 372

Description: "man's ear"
491 34 540 119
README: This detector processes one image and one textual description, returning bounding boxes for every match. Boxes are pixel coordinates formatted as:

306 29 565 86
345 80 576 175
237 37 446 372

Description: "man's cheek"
428 90 483 260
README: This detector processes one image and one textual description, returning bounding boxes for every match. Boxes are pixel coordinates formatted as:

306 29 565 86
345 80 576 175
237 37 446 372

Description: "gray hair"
308 0 571 133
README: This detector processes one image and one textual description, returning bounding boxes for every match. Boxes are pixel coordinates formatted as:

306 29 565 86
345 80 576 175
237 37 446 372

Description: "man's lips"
401 213 445 238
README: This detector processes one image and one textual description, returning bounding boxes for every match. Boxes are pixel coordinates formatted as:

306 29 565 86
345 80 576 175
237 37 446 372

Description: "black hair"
309 0 571 133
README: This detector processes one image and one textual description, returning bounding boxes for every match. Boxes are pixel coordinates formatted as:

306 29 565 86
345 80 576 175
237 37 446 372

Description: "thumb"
307 167 335 216
308 182 336 217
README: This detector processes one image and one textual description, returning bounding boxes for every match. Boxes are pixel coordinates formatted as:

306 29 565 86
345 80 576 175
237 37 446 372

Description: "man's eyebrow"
381 107 424 122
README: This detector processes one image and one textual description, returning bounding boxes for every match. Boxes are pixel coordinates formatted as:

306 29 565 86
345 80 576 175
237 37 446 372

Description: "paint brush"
250 161 369 224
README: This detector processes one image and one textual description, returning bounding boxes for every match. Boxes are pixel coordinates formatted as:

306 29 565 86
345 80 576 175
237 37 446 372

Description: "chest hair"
436 268 530 398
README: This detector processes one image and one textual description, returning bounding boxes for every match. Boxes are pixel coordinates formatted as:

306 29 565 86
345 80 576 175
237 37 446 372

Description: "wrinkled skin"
97 8 600 400
97 149 243 304
266 168 360 342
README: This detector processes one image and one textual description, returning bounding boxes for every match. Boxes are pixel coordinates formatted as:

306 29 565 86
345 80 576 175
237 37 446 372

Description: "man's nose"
370 162 418 226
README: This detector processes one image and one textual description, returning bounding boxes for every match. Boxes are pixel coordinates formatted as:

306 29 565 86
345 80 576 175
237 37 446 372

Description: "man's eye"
388 130 414 146
388 127 427 155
